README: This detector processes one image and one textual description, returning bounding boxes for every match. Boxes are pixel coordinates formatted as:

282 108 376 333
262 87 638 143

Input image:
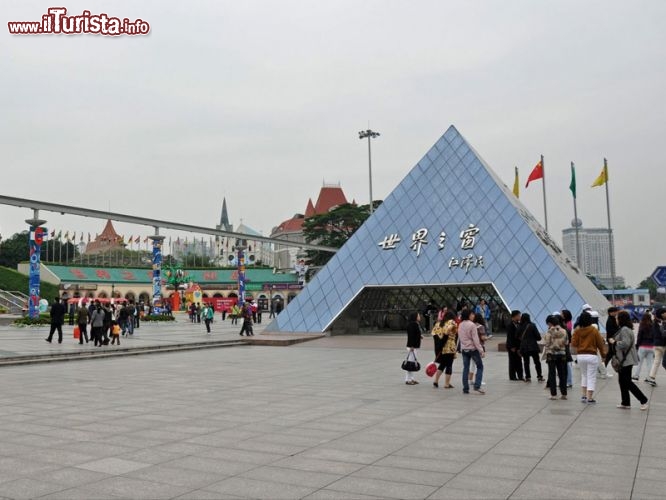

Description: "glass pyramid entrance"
266 125 610 334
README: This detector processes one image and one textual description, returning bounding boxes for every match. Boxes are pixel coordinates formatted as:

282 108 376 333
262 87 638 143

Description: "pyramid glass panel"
266 126 610 334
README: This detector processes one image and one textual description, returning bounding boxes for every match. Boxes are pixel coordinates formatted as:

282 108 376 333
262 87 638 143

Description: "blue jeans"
462 350 484 392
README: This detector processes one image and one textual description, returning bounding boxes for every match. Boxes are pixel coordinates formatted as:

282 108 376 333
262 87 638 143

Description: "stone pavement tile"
204 476 316 499
375 454 470 474
632 478 666 497
38 466 110 488
472 453 541 469
0 441 38 457
115 448 183 465
491 438 556 457
0 456 59 476
395 445 483 462
175 490 245 499
323 476 437 499
431 475 520 499
152 441 219 456
509 482 627 499
73 476 191 499
163 455 258 475
0 478 67 499
59 441 137 458
322 438 405 455
18 448 97 467
298 447 386 465
521 469 630 496
77 457 151 475
636 466 666 481
224 438 308 456
303 488 384 499
238 465 342 488
350 464 451 487
536 450 638 477
255 431 332 448
124 464 224 489
460 463 532 481
94 434 167 449
195 446 287 465
430 486 511 500
272 456 365 475
2 432 70 449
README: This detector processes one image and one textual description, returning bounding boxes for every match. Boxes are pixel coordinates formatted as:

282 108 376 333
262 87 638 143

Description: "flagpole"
603 158 616 304
571 162 581 270
541 155 548 233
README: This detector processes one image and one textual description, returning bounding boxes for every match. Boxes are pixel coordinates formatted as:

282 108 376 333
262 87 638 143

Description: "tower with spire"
215 198 233 264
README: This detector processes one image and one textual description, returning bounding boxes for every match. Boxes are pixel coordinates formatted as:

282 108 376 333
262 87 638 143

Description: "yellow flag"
591 165 608 187
512 167 520 198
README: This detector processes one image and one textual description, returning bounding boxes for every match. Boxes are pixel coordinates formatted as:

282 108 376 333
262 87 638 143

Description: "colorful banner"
238 247 246 306
151 237 163 309
28 226 47 318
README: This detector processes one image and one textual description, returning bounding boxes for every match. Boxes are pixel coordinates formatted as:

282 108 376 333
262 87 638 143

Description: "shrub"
13 314 51 326
142 314 175 322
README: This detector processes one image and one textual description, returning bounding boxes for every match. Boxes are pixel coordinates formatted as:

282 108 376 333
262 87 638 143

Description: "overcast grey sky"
2 0 665 286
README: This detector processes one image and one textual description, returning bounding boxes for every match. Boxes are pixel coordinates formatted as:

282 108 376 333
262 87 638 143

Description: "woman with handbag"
404 312 423 385
571 311 607 404
431 311 457 389
608 311 649 410
543 315 568 400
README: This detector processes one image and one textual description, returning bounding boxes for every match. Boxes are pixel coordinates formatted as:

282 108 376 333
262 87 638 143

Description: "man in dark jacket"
505 310 524 380
46 297 66 343
647 308 666 386
604 307 620 367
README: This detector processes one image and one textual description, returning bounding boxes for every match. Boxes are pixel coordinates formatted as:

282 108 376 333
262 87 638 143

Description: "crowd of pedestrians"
403 300 666 410
46 297 143 346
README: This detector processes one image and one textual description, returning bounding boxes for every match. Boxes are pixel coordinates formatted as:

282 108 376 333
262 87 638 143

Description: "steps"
0 338 250 366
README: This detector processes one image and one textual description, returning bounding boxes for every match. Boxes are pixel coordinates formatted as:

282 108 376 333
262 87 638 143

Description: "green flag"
569 164 576 199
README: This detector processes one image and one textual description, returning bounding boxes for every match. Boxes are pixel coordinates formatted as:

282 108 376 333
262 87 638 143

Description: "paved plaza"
0 320 665 499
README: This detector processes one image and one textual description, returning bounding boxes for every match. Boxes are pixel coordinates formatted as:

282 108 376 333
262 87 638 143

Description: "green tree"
302 202 377 266
637 277 658 300
0 231 29 268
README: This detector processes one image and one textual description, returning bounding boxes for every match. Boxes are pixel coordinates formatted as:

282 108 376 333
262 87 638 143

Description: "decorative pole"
26 209 47 319
150 227 165 311
235 239 247 307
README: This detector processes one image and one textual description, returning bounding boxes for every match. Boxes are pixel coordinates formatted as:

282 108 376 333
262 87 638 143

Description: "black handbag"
401 351 421 372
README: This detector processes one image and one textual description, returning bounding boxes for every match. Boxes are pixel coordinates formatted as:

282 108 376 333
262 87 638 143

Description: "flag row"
512 159 608 199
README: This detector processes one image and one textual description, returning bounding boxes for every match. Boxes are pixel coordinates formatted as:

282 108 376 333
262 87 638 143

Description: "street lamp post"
358 129 380 214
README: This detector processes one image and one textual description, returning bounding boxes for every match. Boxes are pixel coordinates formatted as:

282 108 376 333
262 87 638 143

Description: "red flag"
525 160 543 188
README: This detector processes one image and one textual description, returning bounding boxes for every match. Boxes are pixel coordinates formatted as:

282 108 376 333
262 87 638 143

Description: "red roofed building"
84 220 125 255
271 183 350 270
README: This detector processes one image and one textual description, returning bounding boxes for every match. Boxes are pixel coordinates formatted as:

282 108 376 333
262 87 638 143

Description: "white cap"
582 304 592 311
552 311 561 316
590 310 599 318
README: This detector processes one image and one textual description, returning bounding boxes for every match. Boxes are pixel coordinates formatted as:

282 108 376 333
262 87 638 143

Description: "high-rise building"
562 218 624 289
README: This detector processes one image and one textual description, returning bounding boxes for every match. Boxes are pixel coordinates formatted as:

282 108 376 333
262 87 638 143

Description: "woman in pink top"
458 309 485 394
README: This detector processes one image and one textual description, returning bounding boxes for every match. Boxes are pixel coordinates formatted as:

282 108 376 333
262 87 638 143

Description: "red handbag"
425 362 437 377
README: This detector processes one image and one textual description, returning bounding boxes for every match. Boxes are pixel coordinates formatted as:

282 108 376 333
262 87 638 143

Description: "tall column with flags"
591 159 615 302
570 162 581 268
525 156 548 232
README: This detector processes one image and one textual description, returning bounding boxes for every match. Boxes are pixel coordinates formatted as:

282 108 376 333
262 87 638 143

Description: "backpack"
549 327 567 353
